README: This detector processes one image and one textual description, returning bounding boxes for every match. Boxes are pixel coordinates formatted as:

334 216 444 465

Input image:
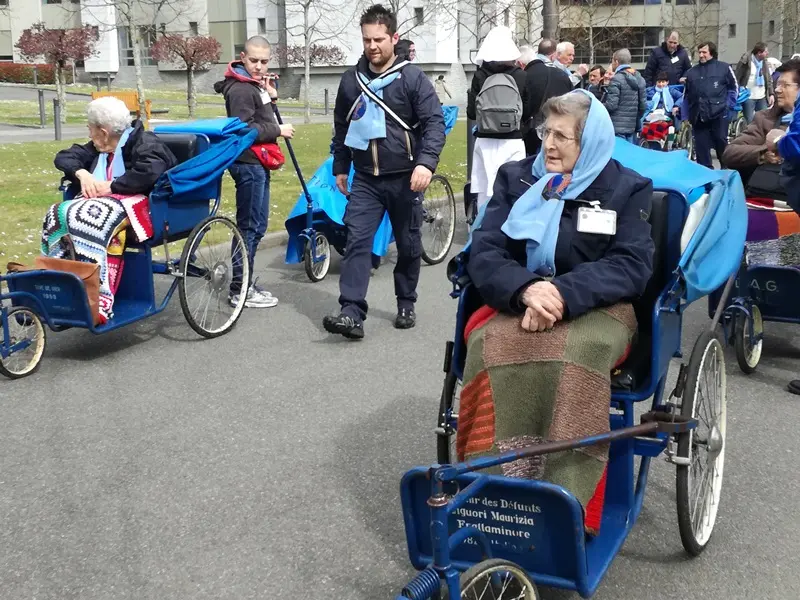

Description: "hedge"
0 63 75 85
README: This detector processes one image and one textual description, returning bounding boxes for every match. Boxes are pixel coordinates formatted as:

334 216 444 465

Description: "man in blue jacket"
643 31 692 86
323 4 446 339
684 41 738 168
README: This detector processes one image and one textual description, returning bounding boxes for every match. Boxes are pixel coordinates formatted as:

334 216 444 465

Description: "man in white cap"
467 26 532 210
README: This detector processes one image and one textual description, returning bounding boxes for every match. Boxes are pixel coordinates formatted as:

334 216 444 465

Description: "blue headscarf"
500 89 615 276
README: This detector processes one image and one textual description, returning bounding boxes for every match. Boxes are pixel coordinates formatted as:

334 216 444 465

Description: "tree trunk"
187 66 196 118
55 61 67 124
303 5 312 124
130 24 147 123
542 0 558 40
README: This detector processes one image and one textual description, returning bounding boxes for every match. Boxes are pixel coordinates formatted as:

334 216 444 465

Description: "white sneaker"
229 286 278 308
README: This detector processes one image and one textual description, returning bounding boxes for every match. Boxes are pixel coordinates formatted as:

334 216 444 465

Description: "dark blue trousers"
693 118 728 169
339 171 422 322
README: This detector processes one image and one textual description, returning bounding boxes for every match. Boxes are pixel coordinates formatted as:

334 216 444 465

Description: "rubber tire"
421 174 457 266
436 370 459 464
179 215 249 339
0 308 46 379
459 559 539 600
676 330 726 557
304 231 331 282
735 305 763 374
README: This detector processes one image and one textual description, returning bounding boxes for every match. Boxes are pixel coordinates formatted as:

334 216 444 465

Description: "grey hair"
86 96 132 134
518 44 536 65
556 41 574 54
541 92 591 143
613 48 632 64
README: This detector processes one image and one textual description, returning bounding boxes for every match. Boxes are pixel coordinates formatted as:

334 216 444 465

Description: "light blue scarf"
500 89 616 276
344 69 403 150
650 85 675 113
615 63 632 74
753 56 764 87
92 126 133 182
782 113 793 125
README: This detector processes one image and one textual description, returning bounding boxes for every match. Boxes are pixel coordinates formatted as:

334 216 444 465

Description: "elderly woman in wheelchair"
41 96 177 323
457 90 654 529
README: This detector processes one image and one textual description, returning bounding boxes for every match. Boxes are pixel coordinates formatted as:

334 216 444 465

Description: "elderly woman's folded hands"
520 281 565 332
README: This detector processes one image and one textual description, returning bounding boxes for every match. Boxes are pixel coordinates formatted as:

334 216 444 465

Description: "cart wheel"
0 308 46 379
735 305 763 374
459 559 539 599
676 330 727 557
304 231 331 282
179 215 250 339
436 370 460 464
421 174 456 265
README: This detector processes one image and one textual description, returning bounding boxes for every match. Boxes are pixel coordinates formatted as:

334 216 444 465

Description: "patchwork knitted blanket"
456 303 637 534
745 200 800 267
41 195 153 323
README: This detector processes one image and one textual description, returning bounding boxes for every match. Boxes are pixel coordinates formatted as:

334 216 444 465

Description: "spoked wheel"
0 308 46 379
676 330 727 556
179 215 250 339
421 174 456 265
459 559 539 600
436 370 460 464
735 305 763 374
304 231 331 282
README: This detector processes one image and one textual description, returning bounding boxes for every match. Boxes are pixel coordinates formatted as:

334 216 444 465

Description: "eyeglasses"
536 124 577 145
775 81 800 91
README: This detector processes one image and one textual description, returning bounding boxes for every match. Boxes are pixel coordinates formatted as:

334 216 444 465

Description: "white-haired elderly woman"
54 96 176 198
457 90 654 534
43 97 176 323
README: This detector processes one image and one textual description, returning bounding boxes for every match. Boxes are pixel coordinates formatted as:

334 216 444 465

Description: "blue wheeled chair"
0 118 257 379
396 142 747 599
639 84 685 152
728 87 751 143
283 105 460 282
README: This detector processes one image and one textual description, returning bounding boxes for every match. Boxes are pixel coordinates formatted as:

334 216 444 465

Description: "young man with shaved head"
644 30 692 86
214 36 295 308
323 4 445 339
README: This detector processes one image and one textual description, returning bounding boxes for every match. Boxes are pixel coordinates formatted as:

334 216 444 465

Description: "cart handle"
271 99 315 208
433 411 696 482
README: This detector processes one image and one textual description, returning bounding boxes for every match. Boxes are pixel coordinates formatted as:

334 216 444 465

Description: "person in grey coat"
603 48 647 142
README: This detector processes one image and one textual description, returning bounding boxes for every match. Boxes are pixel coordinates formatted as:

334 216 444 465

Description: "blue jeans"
743 97 768 124
229 162 269 293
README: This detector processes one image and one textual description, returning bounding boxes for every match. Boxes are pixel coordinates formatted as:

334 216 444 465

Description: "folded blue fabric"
154 118 249 140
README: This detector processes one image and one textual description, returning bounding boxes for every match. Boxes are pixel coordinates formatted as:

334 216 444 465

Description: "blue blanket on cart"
612 139 747 303
285 106 459 264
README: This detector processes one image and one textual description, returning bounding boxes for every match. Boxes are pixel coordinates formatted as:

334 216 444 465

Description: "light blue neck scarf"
92 126 133 182
753 55 764 87
500 89 616 276
650 86 674 113
345 67 404 151
615 64 632 74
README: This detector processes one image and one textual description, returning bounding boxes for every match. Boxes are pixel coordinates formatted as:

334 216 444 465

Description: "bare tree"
558 0 631 65
762 0 800 57
516 0 544 45
264 0 358 123
667 1 722 61
74 0 198 114
542 0 558 39
452 0 513 48
151 33 221 117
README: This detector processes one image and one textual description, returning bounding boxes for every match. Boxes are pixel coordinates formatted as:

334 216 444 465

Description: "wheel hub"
706 422 724 460
209 261 229 291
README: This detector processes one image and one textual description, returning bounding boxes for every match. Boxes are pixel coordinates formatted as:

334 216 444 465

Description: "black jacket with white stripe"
332 55 446 177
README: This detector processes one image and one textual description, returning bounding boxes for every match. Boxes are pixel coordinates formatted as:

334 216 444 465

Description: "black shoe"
788 380 800 395
323 314 364 339
394 308 416 329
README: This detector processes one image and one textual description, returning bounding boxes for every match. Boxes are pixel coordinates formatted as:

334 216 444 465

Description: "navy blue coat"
643 43 692 87
467 157 655 318
332 55 446 177
684 58 738 124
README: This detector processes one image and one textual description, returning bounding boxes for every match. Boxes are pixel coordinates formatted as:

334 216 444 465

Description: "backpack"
475 72 523 134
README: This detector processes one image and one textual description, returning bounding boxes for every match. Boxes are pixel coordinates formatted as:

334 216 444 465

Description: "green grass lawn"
0 121 467 262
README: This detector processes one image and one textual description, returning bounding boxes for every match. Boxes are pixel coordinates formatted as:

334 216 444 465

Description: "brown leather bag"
6 257 102 325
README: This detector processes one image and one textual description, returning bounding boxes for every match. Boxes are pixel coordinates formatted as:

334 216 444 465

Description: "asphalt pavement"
0 220 799 600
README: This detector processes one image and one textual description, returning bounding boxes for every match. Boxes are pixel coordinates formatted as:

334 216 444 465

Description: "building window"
118 26 158 67
728 23 736 38
561 26 661 64
414 7 424 26
258 18 266 35
503 7 510 26
189 21 198 36
0 0 8 6
45 0 62 4
769 20 775 35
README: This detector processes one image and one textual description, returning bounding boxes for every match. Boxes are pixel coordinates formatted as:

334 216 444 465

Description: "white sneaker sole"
228 297 279 308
